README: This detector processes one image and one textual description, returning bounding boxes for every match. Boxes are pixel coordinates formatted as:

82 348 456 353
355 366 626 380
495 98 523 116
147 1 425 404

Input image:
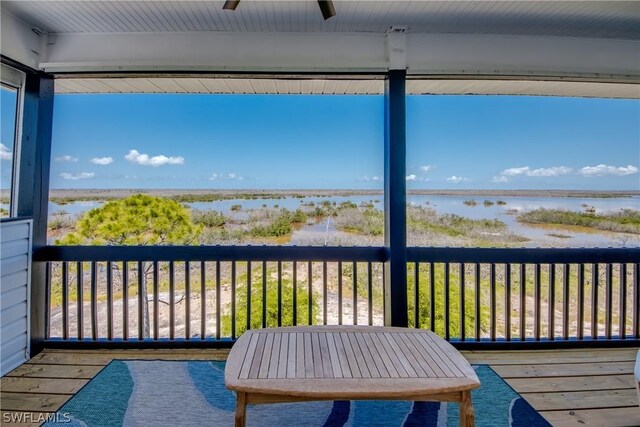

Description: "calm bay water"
9 194 638 247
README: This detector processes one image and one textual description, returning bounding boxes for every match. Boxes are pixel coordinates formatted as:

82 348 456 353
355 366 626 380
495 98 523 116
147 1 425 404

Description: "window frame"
1 63 26 217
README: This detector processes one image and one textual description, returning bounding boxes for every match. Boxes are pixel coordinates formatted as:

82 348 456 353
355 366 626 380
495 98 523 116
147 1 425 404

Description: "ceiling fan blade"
318 0 336 20
223 0 240 11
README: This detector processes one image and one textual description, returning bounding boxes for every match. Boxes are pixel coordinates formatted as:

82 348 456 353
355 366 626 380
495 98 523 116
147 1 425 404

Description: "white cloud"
528 166 573 177
498 165 573 181
446 175 468 183
406 174 417 181
55 155 78 162
60 172 95 180
91 156 113 165
125 149 184 167
0 143 12 160
209 172 243 181
419 165 433 173
372 176 381 182
579 164 639 177
359 175 382 182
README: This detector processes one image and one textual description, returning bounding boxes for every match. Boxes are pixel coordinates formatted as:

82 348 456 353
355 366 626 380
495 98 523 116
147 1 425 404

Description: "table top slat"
238 333 259 380
286 332 297 379
319 333 334 379
326 333 343 378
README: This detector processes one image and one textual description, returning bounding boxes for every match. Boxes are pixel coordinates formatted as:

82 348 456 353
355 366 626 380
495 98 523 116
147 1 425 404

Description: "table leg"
235 392 247 427
460 390 475 427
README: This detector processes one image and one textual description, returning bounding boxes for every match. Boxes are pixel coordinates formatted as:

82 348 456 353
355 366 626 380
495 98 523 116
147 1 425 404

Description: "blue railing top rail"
34 245 640 264
34 245 389 262
406 247 640 264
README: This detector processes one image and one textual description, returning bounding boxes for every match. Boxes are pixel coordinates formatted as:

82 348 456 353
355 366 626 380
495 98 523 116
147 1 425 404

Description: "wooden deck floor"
1 347 638 426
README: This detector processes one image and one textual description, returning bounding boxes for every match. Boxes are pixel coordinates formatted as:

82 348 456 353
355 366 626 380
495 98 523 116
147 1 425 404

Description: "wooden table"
225 326 480 426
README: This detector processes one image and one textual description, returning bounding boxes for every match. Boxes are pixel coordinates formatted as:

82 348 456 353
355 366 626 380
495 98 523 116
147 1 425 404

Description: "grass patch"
518 208 640 235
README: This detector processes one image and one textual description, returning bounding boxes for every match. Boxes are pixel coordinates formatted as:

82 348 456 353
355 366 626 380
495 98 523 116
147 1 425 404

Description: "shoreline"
23 188 640 202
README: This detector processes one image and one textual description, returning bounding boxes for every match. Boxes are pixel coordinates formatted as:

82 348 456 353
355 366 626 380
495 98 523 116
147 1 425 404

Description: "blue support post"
384 70 408 327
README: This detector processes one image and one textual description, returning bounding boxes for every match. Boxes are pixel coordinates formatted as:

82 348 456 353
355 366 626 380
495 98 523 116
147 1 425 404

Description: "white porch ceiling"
53 77 640 99
3 1 639 40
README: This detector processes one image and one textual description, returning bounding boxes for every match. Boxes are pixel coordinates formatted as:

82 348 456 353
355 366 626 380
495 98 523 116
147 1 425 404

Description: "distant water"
8 194 637 248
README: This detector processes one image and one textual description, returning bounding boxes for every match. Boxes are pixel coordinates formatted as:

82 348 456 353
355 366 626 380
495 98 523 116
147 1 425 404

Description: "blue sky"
3 91 639 191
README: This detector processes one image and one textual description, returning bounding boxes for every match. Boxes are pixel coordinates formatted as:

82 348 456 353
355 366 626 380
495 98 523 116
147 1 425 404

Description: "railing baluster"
534 263 541 341
352 261 358 325
338 261 343 325
231 260 236 339
261 261 267 329
474 263 480 341
634 263 639 339
62 262 69 340
247 261 252 331
519 263 525 341
292 261 297 326
106 261 113 341
563 263 570 340
122 262 128 341
592 263 599 340
169 261 175 340
605 263 613 340
505 263 511 341
216 261 221 339
309 261 314 326
153 261 159 340
414 262 419 328
548 264 555 340
490 263 496 341
45 262 51 340
444 262 450 340
200 261 206 340
185 261 191 339
577 263 584 340
137 261 144 340
620 263 627 339
430 262 436 333
77 262 83 340
460 263 465 341
367 262 373 326
276 261 282 328
91 262 98 341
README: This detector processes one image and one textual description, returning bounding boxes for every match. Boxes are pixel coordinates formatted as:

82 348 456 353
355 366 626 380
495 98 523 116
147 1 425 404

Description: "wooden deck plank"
506 374 637 393
4 364 104 379
540 407 640 427
0 393 70 412
463 348 637 365
1 377 88 394
523 388 639 411
493 361 635 378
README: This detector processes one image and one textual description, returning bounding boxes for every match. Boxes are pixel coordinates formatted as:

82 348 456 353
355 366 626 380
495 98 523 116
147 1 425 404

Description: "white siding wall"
1 219 32 376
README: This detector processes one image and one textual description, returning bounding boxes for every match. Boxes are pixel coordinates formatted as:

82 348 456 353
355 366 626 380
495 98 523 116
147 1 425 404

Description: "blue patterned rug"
45 360 550 426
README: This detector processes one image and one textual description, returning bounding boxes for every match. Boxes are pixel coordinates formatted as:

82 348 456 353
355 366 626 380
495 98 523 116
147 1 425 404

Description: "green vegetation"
230 204 242 211
191 209 226 228
407 264 490 337
463 200 477 207
221 271 320 336
0 207 9 217
335 207 384 236
518 208 640 235
408 207 507 237
57 194 201 245
483 200 494 207
496 200 507 206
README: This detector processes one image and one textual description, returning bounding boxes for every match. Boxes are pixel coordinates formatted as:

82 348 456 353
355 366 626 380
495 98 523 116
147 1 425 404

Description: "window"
406 89 640 248
0 64 24 218
49 77 384 246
